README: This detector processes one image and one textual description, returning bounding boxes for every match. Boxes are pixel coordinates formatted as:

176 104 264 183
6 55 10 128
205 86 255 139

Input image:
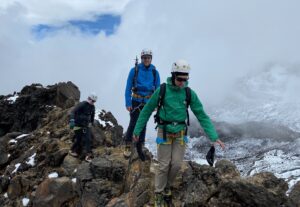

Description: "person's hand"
213 139 225 150
132 135 139 143
69 119 75 129
126 107 132 112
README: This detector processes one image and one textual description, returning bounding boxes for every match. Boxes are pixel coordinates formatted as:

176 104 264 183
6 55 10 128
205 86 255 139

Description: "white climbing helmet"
88 92 97 102
171 59 191 73
141 49 153 57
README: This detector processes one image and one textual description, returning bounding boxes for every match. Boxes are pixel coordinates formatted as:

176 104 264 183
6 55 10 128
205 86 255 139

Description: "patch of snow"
16 134 30 139
4 193 8 198
30 146 34 150
22 198 30 206
72 178 76 183
95 109 114 127
48 172 58 178
73 168 77 173
12 163 21 174
47 131 50 135
26 153 36 166
9 139 17 144
7 154 10 158
7 94 19 103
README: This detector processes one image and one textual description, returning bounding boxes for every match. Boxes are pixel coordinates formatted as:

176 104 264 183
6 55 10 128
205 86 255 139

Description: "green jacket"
133 77 219 142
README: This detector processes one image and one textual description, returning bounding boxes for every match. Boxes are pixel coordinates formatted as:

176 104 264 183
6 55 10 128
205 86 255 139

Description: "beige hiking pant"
155 130 186 193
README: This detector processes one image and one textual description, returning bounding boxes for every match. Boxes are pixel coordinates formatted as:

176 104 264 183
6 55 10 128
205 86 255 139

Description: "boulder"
0 82 80 135
289 181 300 207
7 175 31 199
247 172 288 198
33 177 75 207
208 180 287 207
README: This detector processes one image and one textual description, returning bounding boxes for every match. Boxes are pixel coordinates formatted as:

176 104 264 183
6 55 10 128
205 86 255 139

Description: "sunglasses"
142 56 152 60
176 77 189 82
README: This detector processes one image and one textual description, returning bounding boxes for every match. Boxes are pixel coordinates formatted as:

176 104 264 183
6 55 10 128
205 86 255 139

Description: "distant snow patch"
16 134 30 139
8 154 10 158
4 193 8 198
12 163 21 174
26 153 36 166
72 178 77 183
22 197 30 206
7 94 19 103
48 172 58 178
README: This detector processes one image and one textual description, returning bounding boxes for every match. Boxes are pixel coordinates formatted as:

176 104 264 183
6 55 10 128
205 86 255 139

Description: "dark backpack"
131 58 157 93
154 83 191 139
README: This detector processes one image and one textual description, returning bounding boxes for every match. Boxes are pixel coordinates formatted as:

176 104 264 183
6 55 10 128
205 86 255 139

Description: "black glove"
206 146 215 167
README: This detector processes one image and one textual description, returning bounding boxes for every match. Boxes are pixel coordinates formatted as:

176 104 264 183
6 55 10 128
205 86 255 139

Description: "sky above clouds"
1 0 300 129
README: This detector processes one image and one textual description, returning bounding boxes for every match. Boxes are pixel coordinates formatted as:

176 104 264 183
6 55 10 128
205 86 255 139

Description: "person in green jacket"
132 59 225 206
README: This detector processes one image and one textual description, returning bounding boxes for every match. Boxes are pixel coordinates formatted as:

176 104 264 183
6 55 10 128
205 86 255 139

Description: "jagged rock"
247 172 288 199
0 81 80 135
181 162 220 206
215 159 240 180
79 179 122 207
61 154 81 176
76 162 93 183
0 176 9 193
33 177 75 207
7 175 31 199
47 148 69 167
208 180 287 207
289 181 300 206
94 110 124 147
0 145 8 166
90 157 126 182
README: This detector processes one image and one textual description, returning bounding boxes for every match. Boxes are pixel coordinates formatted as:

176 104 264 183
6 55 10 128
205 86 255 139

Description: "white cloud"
0 0 131 24
1 0 300 132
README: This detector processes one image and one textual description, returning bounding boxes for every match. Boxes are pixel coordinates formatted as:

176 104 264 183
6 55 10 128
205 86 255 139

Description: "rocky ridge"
0 82 299 207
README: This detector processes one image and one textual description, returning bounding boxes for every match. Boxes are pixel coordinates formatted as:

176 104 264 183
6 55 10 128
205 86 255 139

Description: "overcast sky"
1 0 300 129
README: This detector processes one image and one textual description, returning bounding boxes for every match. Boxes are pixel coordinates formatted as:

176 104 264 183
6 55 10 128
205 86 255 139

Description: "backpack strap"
156 83 167 139
152 66 157 91
185 87 191 126
131 58 139 93
154 83 166 123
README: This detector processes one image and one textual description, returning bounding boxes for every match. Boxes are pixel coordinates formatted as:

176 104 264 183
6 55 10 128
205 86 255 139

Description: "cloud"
1 0 300 132
32 15 121 39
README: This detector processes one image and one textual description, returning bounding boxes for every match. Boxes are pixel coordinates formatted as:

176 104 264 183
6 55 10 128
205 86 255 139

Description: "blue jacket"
125 63 160 107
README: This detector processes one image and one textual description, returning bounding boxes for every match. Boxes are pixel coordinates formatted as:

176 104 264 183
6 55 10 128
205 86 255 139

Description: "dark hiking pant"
125 100 147 161
71 127 91 158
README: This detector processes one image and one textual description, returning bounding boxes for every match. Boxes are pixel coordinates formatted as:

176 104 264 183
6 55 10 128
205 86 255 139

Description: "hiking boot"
154 193 165 207
123 145 132 159
163 188 173 206
69 150 78 157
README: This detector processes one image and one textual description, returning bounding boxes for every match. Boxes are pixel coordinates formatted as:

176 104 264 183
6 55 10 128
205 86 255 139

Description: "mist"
1 0 300 131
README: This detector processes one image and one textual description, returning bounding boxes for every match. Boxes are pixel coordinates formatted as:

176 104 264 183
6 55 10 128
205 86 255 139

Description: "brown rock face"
0 81 80 135
33 177 75 207
289 181 300 207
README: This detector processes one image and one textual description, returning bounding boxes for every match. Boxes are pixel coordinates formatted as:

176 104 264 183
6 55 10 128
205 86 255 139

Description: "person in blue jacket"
124 49 160 160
